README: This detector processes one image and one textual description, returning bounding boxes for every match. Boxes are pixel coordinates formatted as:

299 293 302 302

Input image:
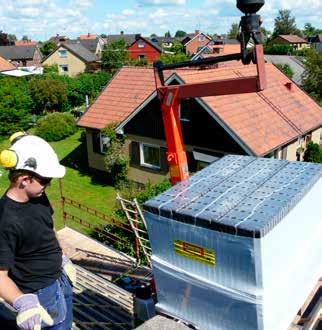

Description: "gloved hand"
13 294 54 330
62 254 76 286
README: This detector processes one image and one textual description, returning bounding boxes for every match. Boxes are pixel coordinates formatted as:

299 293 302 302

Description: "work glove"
13 294 54 330
62 254 77 286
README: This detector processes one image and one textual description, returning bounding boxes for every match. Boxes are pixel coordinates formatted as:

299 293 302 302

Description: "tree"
150 33 158 38
40 41 56 56
227 23 239 39
302 23 322 37
101 39 129 70
100 33 107 38
0 31 11 46
22 35 29 41
175 30 187 38
260 27 271 43
165 31 171 38
29 77 68 113
0 77 32 135
302 49 322 105
273 9 300 37
7 34 17 43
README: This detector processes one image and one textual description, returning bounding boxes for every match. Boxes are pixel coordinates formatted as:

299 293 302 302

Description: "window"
138 42 145 48
58 50 68 58
59 65 68 74
199 35 205 41
92 131 110 154
138 54 145 60
179 99 191 122
140 143 160 169
100 134 110 154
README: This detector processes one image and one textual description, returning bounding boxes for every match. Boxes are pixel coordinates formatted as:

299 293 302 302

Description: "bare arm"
0 269 23 305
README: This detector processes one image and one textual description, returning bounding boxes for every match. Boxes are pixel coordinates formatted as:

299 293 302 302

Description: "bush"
275 64 294 78
35 112 78 141
303 142 322 163
264 44 294 55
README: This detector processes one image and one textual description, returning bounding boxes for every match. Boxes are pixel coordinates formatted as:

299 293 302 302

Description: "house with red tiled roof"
269 35 310 50
182 31 213 56
77 64 322 184
15 40 38 46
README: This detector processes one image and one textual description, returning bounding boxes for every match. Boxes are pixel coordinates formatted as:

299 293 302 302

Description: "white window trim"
100 133 110 154
138 42 145 48
139 143 161 170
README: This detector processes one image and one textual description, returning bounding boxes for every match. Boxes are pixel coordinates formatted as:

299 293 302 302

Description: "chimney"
87 32 90 37
120 31 124 35
135 34 141 41
285 82 293 91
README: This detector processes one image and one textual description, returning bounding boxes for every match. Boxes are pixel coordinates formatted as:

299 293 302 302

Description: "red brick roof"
78 64 322 156
77 67 157 129
278 35 308 44
79 34 97 40
15 40 38 46
0 56 15 71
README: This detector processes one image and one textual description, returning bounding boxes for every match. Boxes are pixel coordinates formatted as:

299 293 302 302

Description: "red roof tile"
15 40 38 46
78 64 322 156
0 56 15 71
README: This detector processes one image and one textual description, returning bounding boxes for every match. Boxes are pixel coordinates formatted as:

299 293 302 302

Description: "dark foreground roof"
0 45 37 60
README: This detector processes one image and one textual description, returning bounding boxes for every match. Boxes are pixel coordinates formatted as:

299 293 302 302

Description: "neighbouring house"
49 34 69 44
308 34 322 53
74 34 106 57
264 55 305 85
149 36 175 50
128 35 162 63
269 35 310 50
182 31 213 55
42 43 100 76
77 64 322 184
0 55 15 72
192 39 240 60
0 45 42 67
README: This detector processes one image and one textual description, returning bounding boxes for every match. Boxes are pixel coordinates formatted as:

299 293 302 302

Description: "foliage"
175 30 187 38
303 142 322 163
128 58 148 67
100 33 107 38
43 64 59 74
102 123 129 186
22 35 29 41
264 44 294 55
275 64 294 78
168 40 185 54
260 27 271 43
35 112 77 141
7 34 17 43
227 23 239 39
0 77 32 135
159 52 189 64
165 31 171 38
272 9 300 37
29 77 68 113
302 49 322 105
40 41 57 56
101 39 129 70
0 31 11 46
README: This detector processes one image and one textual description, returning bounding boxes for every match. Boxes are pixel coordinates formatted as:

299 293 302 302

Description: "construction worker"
0 132 76 330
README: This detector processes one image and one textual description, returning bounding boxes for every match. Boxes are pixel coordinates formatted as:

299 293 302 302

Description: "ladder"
116 193 152 266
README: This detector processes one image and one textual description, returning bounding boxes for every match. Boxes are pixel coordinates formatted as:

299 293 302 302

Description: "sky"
0 0 321 41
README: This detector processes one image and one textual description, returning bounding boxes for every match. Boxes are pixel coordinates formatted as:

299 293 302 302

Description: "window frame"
138 42 145 48
59 64 68 74
100 133 110 154
139 143 161 170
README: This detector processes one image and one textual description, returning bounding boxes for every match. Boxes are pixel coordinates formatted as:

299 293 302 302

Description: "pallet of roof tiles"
143 155 322 330
73 266 135 330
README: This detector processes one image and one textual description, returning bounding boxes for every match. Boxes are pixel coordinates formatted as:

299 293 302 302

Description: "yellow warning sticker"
174 240 215 266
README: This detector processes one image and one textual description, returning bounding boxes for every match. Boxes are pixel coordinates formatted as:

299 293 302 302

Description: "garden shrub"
35 112 77 141
303 142 322 163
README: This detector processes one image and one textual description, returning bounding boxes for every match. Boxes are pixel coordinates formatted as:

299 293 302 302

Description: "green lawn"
0 131 117 232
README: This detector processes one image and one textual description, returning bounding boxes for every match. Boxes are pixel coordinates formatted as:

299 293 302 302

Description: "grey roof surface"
264 55 305 85
0 45 37 60
144 155 322 238
62 43 99 62
106 34 137 45
135 316 190 330
67 38 99 53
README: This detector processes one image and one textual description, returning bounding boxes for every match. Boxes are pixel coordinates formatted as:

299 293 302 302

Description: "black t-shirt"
0 193 62 293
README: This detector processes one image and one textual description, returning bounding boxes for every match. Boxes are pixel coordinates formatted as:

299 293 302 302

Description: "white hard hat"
0 134 65 178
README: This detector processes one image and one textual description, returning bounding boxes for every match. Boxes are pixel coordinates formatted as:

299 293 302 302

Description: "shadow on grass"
60 142 114 187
